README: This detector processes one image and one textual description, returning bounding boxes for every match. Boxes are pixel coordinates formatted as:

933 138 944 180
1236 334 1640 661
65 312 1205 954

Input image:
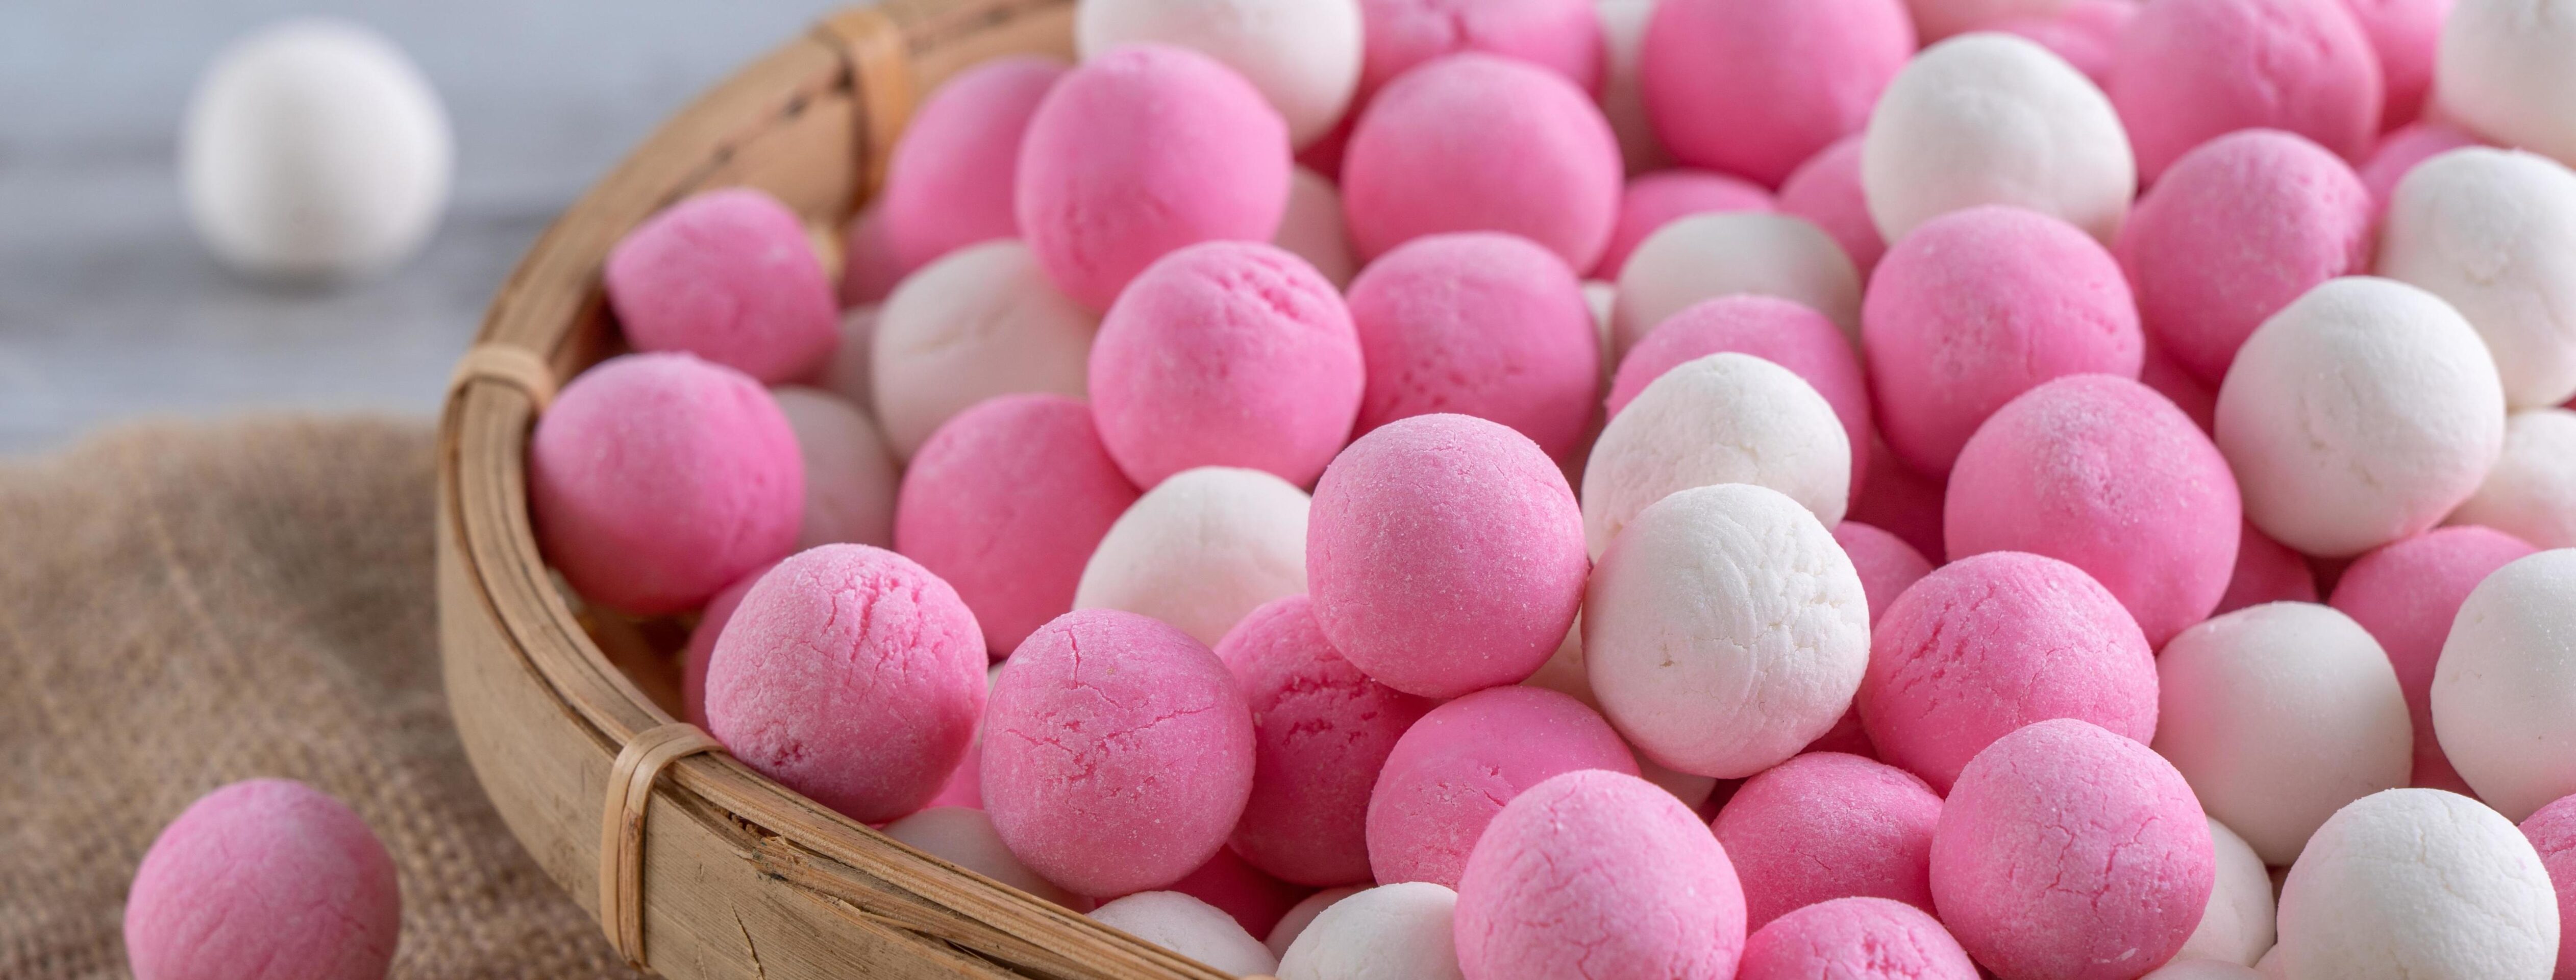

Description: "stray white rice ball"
2177 817 2277 968
1278 882 1464 980
1267 886 1364 960
1089 891 1278 977
1275 167 1357 288
1581 353 1852 555
1610 212 1862 354
1905 0 2069 41
771 387 899 550
2376 148 2576 409
2214 277 2507 558
881 807 1085 910
182 18 452 280
872 240 1099 459
2274 788 2559 979
1862 33 2134 245
2145 959 2266 980
1584 484 1870 778
2435 0 2576 168
1075 466 1310 647
2430 548 2576 821
1596 0 1671 173
2153 602 2413 865
1075 0 1362 147
2449 409 2576 549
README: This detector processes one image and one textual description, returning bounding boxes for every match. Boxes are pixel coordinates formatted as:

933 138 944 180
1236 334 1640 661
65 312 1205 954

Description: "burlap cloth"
0 417 643 978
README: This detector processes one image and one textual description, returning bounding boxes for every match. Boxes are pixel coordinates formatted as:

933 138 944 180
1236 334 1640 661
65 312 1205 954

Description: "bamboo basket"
436 2 1236 976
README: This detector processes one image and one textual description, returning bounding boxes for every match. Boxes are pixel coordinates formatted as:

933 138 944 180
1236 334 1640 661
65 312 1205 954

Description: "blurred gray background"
0 0 853 454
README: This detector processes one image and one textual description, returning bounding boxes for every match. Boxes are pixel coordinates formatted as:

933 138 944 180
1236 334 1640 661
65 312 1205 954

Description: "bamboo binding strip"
447 343 559 413
599 722 726 971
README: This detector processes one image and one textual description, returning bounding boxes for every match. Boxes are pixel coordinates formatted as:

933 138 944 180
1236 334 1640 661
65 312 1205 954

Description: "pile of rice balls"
125 0 2576 977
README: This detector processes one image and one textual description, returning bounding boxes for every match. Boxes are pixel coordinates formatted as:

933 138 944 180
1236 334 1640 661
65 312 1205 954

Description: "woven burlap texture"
0 417 642 979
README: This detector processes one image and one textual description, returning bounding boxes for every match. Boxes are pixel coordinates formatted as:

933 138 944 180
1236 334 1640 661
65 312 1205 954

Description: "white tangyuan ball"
2376 148 2576 409
1609 212 1862 354
871 240 1100 459
182 19 453 280
880 807 1085 910
2430 548 2576 821
1075 466 1310 647
1266 886 1364 960
1277 882 1465 980
2274 788 2558 980
2214 277 2507 559
1862 32 2134 245
2435 0 2576 168
1088 892 1277 977
1580 353 1852 554
1075 0 1362 148
2176 817 2276 968
2449 409 2576 549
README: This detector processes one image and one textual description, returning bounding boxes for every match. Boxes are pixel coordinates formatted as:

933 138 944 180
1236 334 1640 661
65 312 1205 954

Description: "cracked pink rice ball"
1640 0 1917 188
1454 769 1746 980
2107 0 2383 184
1713 751 1943 930
1309 413 1589 700
1345 233 1602 462
1860 551 2160 793
1342 53 1623 271
983 609 1255 896
1945 374 2243 649
704 545 988 824
1015 44 1291 310
530 353 803 616
1736 897 1979 980
604 187 840 384
1932 719 2216 980
881 56 1066 271
1367 686 1637 887
125 780 400 980
1218 595 1435 887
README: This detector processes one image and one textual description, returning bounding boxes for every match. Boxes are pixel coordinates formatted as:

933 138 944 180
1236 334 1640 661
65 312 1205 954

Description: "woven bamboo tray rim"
436 3 1233 976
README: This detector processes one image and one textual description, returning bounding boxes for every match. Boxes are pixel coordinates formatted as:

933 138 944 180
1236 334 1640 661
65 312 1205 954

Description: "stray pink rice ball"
125 780 399 980
1736 897 1980 980
2119 130 2375 386
2108 0 2384 184
1933 719 2215 980
1217 595 1436 887
1848 438 1948 561
1861 551 2160 793
1834 522 1936 629
1778 135 1888 277
1342 54 1623 271
1088 241 1363 489
1597 169 1775 280
681 561 774 728
2216 520 2319 616
1992 0 2138 85
1609 295 1874 492
605 187 840 383
1640 0 1917 188
2358 121 2480 214
1454 769 1747 980
1862 205 2144 476
839 204 904 306
1714 752 1943 929
881 57 1063 271
2519 792 2576 980
2329 525 2539 793
2338 0 2451 130
1367 686 1638 887
1355 0 1605 100
1345 233 1602 462
1946 374 2243 648
1311 414 1588 699
1167 845 1315 938
530 353 803 615
2140 334 2220 434
984 609 1255 896
1016 44 1290 310
705 545 987 823
895 394 1141 656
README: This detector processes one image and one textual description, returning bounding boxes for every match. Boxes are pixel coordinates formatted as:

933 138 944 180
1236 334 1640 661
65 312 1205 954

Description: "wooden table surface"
0 0 848 454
